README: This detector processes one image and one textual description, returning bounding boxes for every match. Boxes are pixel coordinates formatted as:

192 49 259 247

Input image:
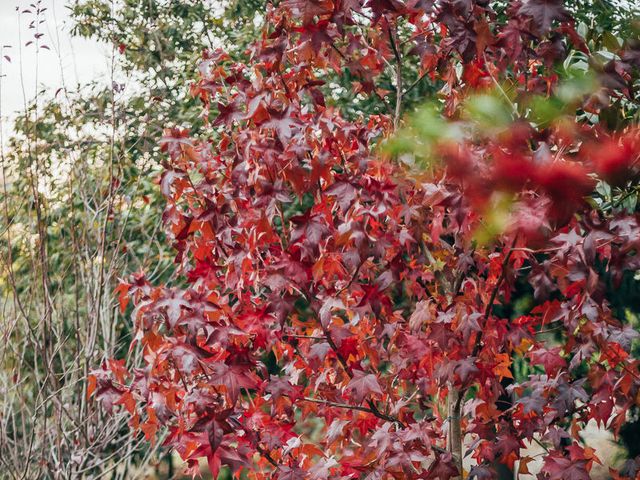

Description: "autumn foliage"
91 1 640 478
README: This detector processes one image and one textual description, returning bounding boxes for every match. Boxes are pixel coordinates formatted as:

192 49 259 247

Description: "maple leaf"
159 169 187 197
293 20 338 59
319 297 345 328
309 341 332 362
155 290 192 329
114 281 131 313
454 358 479 384
518 456 535 475
261 108 301 144
364 0 407 21
457 312 482 342
492 353 514 380
207 419 225 452
281 0 333 23
518 0 570 34
326 418 350 445
609 325 640 351
409 300 432 331
346 369 383 403
95 385 126 414
535 161 595 224
528 347 566 375
290 210 331 259
326 179 358 212
468 465 495 479
308 457 340 479
428 453 459 480
205 443 250 479
209 363 259 403
213 100 245 127
337 336 359 360
266 375 301 401
529 261 557 300
369 421 394 454
277 466 308 480
406 0 434 12
495 432 522 462
516 393 546 415
497 20 527 61
553 378 589 414
355 283 392 317
542 454 590 480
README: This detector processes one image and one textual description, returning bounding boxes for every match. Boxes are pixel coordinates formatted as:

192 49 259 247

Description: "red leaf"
346 369 383 403
518 0 570 33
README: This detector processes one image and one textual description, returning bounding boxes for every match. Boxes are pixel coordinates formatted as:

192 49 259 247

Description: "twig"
403 70 430 97
387 19 403 130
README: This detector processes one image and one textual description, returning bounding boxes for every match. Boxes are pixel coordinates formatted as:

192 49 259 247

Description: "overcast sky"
0 0 108 139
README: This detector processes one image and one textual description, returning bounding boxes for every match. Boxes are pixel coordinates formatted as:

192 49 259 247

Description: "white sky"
0 0 109 139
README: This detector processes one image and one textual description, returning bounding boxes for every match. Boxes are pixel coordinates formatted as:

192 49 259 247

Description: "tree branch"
387 20 403 130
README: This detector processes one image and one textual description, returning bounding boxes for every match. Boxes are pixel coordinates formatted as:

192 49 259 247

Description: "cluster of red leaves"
91 1 640 478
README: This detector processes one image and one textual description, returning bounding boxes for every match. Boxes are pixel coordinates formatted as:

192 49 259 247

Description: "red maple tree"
91 1 640 478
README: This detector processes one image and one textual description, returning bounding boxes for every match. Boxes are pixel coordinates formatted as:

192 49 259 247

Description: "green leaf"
465 93 512 129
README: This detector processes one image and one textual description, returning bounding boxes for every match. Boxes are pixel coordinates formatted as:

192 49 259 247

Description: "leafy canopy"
92 0 640 479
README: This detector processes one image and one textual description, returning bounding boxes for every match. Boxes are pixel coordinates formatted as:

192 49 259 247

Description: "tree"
0 1 262 478
93 0 640 478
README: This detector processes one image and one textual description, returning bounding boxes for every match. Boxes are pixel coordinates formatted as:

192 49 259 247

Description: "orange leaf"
114 281 131 313
86 374 97 400
493 353 514 380
518 456 535 475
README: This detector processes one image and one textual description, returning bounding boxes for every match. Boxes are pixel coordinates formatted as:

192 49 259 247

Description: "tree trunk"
447 386 463 479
